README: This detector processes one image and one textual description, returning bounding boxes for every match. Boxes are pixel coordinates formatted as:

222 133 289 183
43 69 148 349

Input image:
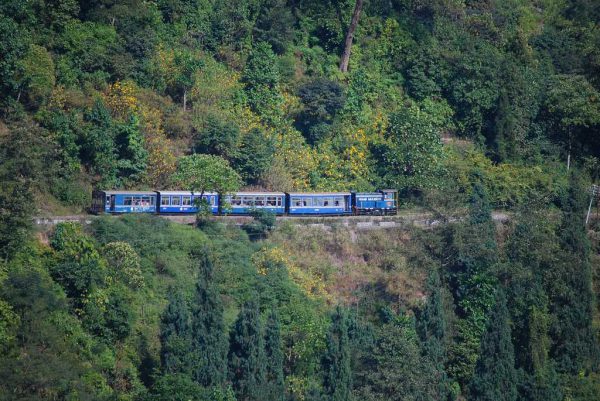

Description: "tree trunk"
339 0 364 73
183 89 187 112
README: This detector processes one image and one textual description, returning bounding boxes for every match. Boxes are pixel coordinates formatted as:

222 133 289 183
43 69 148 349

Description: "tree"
468 290 517 401
194 115 241 161
263 309 284 401
228 300 266 401
235 128 275 184
545 75 600 169
322 307 352 401
172 153 241 217
103 241 144 289
547 172 600 374
339 0 364 73
160 291 193 375
83 99 118 187
354 315 437 401
115 114 148 184
296 78 346 144
242 42 283 123
192 251 228 387
172 154 241 197
17 44 55 108
416 269 450 400
378 99 449 191
446 180 498 386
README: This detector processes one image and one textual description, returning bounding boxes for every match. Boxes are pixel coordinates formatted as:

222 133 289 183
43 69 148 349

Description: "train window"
255 197 265 206
182 196 191 206
292 198 301 207
334 197 344 207
161 197 170 206
141 196 151 206
303 198 312 207
266 196 277 206
172 196 181 206
242 196 254 206
230 196 241 206
277 197 282 206
324 197 333 206
124 196 133 206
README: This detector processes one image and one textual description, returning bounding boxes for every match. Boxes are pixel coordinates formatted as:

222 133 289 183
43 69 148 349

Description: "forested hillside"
1 0 600 400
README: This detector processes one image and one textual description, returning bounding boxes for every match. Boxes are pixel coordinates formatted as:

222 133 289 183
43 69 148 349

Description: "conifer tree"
416 269 450 400
160 290 193 375
446 179 498 385
191 251 228 387
322 307 352 401
469 290 517 401
263 309 284 401
227 300 266 401
548 172 600 374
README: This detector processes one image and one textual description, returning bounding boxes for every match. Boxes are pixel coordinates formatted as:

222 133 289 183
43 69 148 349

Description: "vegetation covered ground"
1 0 600 400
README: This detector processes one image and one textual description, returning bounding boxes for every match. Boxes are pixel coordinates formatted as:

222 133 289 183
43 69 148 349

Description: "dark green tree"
234 128 275 184
192 251 228 387
263 309 284 401
322 307 352 401
160 290 193 375
83 99 118 187
296 78 345 144
446 179 498 385
468 290 517 401
416 269 450 400
354 314 437 401
548 172 600 374
194 115 241 161
228 300 266 401
241 41 282 122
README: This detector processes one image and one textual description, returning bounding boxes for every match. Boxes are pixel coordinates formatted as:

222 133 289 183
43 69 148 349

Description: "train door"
110 195 116 212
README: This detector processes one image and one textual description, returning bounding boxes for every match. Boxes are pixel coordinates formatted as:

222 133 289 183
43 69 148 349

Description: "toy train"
91 189 398 216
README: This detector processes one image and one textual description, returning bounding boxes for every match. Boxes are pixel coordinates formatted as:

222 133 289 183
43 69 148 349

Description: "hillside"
1 1 600 400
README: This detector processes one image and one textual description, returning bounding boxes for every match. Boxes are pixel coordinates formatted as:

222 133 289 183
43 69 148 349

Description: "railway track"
33 211 510 230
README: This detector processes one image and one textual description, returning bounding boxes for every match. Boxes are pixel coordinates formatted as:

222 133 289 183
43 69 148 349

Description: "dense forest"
1 0 600 400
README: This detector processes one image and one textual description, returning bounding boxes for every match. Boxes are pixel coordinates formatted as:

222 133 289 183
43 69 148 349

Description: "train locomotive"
91 189 397 216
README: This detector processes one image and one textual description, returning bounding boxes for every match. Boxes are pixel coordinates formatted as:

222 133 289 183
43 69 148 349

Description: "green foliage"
228 300 267 401
103 241 144 289
377 99 450 191
160 291 194 375
192 251 228 387
17 44 55 108
234 128 275 184
354 313 437 401
468 290 517 401
296 78 346 144
194 115 241 160
172 154 242 196
264 309 285 401
322 307 352 401
242 208 276 240
548 172 600 374
242 41 283 124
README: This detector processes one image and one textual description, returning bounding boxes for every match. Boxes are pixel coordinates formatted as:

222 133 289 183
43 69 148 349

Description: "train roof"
98 190 157 195
157 190 217 195
229 192 286 196
287 192 351 196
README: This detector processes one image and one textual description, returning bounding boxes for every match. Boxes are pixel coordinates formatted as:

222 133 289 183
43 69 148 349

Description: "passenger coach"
287 192 352 215
91 190 157 214
223 192 286 215
157 191 218 214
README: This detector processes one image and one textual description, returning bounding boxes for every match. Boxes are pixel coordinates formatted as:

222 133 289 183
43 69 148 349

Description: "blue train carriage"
157 191 219 214
223 192 286 215
287 192 352 215
91 190 157 214
352 189 398 215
